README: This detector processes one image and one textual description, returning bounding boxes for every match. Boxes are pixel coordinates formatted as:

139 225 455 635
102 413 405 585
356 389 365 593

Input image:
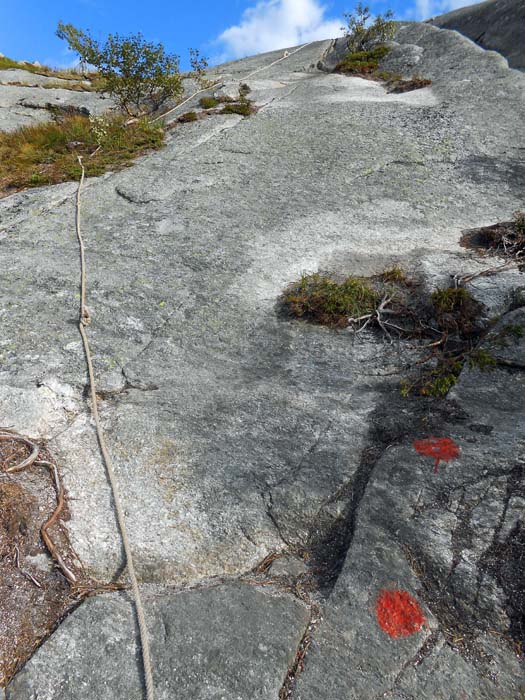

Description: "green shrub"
56 23 183 115
343 3 395 52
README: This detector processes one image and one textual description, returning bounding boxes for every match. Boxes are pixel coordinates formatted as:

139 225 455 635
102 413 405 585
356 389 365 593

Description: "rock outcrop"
430 0 525 71
0 68 113 131
1 21 524 700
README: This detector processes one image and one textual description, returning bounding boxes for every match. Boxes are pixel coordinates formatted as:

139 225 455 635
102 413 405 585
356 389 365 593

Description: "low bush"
221 98 254 117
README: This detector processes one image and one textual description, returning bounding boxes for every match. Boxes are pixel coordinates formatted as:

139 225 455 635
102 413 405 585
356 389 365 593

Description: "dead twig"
0 433 39 472
0 433 78 584
13 544 42 589
37 460 77 584
454 260 518 287
348 295 397 341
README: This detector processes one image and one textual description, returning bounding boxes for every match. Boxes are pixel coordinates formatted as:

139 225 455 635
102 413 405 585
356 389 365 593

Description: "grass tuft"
0 113 164 196
381 266 408 284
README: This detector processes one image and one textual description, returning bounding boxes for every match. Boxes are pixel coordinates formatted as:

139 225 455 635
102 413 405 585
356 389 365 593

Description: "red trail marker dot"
375 589 426 638
413 436 460 473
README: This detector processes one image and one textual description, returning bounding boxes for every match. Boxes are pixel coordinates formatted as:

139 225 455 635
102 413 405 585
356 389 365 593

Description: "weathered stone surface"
0 80 113 131
0 68 89 87
294 308 525 699
430 0 525 71
6 583 310 699
1 21 525 699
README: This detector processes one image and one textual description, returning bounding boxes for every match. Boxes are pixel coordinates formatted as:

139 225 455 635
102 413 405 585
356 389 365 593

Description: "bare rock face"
1 21 525 700
0 68 113 131
6 584 310 699
430 0 525 71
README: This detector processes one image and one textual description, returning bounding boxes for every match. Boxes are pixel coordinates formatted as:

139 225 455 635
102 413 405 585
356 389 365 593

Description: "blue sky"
1 0 479 70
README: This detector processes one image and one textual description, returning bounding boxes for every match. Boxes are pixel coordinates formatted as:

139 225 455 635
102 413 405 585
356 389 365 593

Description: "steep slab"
430 0 525 71
1 23 524 698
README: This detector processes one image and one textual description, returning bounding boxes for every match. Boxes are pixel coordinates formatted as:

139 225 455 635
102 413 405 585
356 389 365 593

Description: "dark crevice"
278 602 322 700
306 390 466 597
476 463 525 647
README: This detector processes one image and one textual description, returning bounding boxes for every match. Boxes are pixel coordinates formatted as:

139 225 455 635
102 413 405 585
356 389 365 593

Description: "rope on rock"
152 40 314 124
66 41 317 699
75 156 155 700
242 41 313 81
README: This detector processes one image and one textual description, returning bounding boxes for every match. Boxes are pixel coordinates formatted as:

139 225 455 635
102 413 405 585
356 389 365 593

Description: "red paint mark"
375 589 426 638
413 436 460 473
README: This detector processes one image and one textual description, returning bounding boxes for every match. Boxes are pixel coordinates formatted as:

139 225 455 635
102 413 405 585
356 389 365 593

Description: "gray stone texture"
430 0 525 71
7 584 309 699
1 21 525 700
0 67 118 131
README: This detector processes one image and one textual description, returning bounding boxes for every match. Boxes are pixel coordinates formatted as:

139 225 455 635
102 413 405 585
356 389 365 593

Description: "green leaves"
56 23 183 115
342 4 395 52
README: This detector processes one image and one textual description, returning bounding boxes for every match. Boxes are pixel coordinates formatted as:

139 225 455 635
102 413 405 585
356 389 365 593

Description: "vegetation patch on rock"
281 273 379 327
0 54 96 81
386 76 432 93
177 111 199 123
460 211 525 268
221 97 255 117
335 45 391 76
0 112 164 196
199 96 219 109
281 267 505 398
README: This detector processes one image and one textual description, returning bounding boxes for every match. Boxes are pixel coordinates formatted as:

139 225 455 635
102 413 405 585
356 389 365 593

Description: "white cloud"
217 0 342 60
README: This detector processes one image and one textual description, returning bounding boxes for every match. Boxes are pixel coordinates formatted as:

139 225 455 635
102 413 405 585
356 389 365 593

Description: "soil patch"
0 435 91 686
